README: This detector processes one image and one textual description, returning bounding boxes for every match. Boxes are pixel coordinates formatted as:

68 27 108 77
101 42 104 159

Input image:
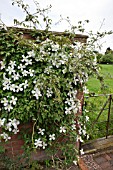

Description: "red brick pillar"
1 122 33 158
76 90 84 152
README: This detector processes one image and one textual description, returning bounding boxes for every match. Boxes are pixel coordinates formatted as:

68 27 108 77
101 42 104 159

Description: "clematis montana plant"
0 0 112 168
0 36 92 147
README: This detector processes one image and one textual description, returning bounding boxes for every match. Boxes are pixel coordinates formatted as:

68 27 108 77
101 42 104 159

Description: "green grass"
84 64 113 140
87 64 113 93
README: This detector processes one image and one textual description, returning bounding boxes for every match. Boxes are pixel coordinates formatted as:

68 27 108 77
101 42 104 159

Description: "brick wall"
7 27 88 43
1 122 32 158
0 91 84 162
0 28 85 162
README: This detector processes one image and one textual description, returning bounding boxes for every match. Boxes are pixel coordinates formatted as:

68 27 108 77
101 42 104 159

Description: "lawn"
84 64 113 140
87 64 113 93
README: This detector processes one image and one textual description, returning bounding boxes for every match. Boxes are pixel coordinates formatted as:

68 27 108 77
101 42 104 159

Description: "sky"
0 0 113 53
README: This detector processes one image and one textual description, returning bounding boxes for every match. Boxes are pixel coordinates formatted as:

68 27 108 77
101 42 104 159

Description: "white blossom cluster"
46 87 53 98
34 126 67 149
32 86 42 100
1 51 37 113
39 40 92 90
73 72 88 86
0 59 6 70
34 134 57 149
1 50 36 92
0 118 20 142
44 66 53 74
40 39 59 54
76 116 90 143
1 96 17 112
71 120 77 131
0 37 97 150
50 53 68 69
34 131 56 149
34 127 47 149
34 138 47 149
2 69 31 93
38 40 69 70
35 126 58 149
34 125 67 149
65 90 81 115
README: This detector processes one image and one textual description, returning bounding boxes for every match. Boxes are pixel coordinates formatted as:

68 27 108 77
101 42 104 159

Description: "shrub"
100 53 113 64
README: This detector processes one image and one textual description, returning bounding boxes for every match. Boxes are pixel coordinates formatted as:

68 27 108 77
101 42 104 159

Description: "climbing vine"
0 0 112 168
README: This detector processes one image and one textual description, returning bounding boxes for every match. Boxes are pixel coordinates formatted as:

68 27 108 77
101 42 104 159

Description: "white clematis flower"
0 118 6 127
10 96 17 105
38 128 45 135
1 98 8 106
59 126 66 133
49 134 55 141
1 132 11 142
34 138 42 148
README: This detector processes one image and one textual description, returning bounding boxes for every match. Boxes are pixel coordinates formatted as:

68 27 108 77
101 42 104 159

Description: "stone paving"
80 150 113 170
94 151 113 170
79 135 113 170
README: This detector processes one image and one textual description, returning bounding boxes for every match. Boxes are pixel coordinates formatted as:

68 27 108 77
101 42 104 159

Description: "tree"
105 47 112 54
100 47 113 64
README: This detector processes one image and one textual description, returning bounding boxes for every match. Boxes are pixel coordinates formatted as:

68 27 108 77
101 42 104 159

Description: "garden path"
79 135 113 170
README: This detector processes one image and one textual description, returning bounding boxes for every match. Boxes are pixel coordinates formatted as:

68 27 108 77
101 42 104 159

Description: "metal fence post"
106 95 112 139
